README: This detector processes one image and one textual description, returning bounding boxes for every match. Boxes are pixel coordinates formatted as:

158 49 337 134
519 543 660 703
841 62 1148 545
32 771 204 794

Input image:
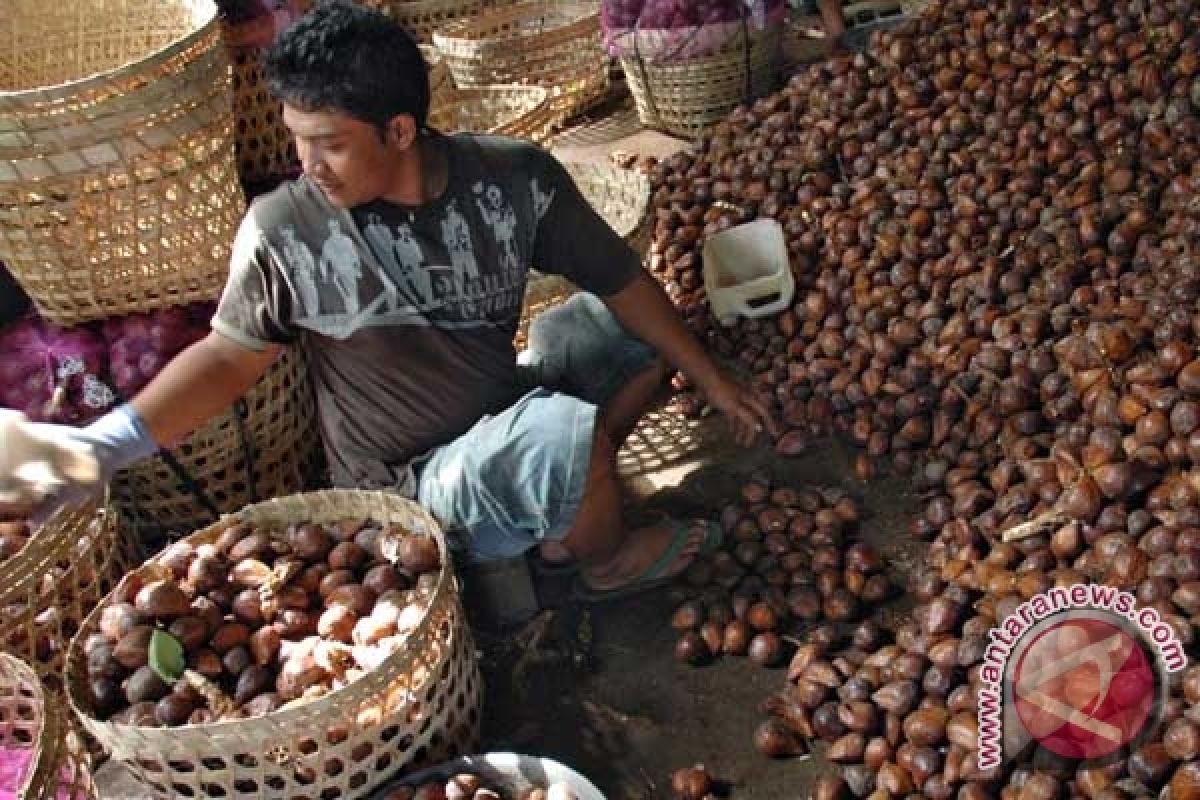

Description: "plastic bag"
601 0 785 60
0 318 115 425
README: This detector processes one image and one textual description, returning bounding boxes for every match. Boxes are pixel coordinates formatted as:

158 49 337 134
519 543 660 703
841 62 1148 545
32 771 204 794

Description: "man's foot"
539 540 573 565
572 518 723 603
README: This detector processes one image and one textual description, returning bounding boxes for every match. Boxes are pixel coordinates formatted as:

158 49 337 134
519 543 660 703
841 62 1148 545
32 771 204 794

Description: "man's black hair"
264 0 430 132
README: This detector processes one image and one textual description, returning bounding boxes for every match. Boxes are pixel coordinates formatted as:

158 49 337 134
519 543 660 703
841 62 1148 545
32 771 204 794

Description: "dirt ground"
468 408 923 800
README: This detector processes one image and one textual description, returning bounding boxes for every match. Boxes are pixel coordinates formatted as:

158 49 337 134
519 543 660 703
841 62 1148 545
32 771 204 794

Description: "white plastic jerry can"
701 218 796 327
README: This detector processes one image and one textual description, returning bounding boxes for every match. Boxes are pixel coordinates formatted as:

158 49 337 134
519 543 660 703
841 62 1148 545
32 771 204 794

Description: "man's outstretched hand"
0 406 159 526
700 374 780 448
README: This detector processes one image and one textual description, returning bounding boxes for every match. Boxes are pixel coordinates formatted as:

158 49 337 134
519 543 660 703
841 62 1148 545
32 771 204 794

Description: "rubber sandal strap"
636 518 703 583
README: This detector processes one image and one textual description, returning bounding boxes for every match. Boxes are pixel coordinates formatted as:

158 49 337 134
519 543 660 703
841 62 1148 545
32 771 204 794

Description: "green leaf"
148 629 185 684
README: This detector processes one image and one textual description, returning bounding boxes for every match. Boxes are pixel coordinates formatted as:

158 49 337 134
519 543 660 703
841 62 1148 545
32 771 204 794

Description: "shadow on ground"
470 417 924 799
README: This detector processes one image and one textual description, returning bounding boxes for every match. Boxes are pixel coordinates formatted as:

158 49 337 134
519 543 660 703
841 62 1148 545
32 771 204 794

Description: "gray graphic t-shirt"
213 133 640 489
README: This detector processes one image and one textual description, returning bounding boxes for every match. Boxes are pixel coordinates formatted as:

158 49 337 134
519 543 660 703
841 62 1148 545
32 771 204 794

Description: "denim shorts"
415 293 657 563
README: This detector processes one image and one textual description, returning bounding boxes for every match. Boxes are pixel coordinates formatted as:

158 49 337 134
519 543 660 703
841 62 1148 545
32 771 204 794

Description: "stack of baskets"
433 1 610 132
424 34 558 145
0 0 324 541
514 162 653 352
0 652 97 799
66 490 482 800
428 85 558 145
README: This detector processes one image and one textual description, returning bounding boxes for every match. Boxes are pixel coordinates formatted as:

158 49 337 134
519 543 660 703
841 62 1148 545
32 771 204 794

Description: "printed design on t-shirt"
441 199 482 290
278 188 533 337
530 176 556 223
319 219 363 316
281 226 321 317
473 182 520 271
363 213 432 312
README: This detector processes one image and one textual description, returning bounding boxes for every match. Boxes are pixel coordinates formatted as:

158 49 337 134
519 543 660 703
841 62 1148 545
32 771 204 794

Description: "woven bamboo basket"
433 2 610 129
512 162 651 351
428 85 557 145
0 1 245 328
110 346 323 542
0 500 139 685
0 652 96 799
65 489 481 800
422 46 454 113
619 24 783 139
363 0 497 45
220 16 299 185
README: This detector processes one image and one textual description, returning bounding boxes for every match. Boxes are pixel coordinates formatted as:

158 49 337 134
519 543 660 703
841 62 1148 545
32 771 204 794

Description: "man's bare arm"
602 270 778 446
131 332 282 447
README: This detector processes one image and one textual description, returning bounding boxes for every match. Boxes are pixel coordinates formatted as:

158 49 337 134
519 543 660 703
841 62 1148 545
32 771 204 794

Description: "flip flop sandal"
570 518 723 605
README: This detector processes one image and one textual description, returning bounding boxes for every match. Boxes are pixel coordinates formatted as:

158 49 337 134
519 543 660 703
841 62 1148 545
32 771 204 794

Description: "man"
10 0 775 601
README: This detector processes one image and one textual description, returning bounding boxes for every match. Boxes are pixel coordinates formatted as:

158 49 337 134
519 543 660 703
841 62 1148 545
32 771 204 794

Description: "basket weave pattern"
0 0 244 327
66 490 482 800
0 502 140 684
0 652 97 800
620 25 782 139
111 346 323 539
433 2 609 128
428 85 557 145
227 45 297 184
365 0 497 45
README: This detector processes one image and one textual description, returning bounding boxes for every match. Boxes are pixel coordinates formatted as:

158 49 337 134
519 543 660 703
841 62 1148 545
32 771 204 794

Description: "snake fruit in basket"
82 518 443 727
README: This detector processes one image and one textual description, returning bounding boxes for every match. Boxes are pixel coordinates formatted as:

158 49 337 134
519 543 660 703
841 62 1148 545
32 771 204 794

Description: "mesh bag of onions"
0 317 116 426
601 0 785 60
100 304 213 400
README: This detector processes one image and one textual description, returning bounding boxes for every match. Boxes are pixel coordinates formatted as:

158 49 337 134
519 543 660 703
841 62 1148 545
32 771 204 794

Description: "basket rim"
0 497 109 609
0 0 219 101
65 489 461 739
429 83 553 138
616 24 781 69
432 0 597 47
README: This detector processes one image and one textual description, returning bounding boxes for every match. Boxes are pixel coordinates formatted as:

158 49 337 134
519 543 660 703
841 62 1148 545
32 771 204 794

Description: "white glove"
0 406 159 523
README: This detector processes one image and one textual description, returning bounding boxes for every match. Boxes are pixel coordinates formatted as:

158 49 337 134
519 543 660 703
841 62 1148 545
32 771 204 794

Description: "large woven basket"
0 0 245 328
428 85 557 145
0 500 140 684
220 11 303 185
0 652 96 799
433 2 609 129
66 489 482 800
512 161 651 351
619 24 783 139
110 346 323 542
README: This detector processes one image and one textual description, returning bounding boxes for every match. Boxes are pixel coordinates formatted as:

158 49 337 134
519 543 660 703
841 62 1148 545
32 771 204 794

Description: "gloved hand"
0 405 159 524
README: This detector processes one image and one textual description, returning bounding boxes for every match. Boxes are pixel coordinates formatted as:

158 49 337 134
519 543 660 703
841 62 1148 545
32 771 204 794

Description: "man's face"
283 105 399 209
